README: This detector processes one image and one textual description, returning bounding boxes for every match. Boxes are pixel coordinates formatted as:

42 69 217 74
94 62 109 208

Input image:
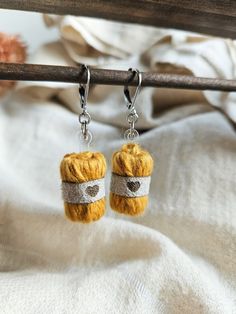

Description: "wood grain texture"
1 1 236 38
1 62 236 92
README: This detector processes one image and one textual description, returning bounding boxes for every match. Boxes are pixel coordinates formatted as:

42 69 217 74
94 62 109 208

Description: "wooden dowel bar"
1 0 236 38
0 63 236 92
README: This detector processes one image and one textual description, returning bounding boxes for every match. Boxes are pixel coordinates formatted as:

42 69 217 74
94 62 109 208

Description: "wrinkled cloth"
0 15 236 314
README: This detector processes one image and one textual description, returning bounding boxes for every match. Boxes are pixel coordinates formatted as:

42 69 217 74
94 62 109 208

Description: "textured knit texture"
110 143 154 216
60 152 106 223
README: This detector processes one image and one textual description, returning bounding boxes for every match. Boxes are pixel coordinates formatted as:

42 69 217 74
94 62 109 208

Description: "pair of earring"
60 66 154 223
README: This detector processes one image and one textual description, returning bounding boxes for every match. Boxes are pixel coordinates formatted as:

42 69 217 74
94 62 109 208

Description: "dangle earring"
110 68 154 216
60 65 107 223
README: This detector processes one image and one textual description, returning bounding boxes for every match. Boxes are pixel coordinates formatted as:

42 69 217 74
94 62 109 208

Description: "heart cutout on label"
127 181 140 192
86 185 99 197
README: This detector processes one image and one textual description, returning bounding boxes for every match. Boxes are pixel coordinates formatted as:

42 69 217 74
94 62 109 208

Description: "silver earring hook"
78 65 92 146
124 68 142 141
124 68 142 110
79 64 91 110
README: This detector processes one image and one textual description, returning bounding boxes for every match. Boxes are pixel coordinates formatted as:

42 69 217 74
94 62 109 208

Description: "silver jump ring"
79 111 91 124
124 129 139 141
127 112 138 124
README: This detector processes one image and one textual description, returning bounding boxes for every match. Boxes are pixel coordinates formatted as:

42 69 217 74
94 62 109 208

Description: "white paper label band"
62 178 105 204
110 173 151 198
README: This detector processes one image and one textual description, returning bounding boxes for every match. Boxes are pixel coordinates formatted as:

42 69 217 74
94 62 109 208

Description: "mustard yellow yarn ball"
60 151 106 223
110 143 154 216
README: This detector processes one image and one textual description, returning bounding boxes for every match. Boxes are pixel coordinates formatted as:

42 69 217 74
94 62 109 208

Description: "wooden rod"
0 63 236 92
1 0 236 38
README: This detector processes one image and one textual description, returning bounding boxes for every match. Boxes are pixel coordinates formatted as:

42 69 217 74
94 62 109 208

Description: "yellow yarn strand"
110 143 154 216
60 151 106 223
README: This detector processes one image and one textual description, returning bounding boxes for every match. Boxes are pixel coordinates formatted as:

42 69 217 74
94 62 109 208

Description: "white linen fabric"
0 16 236 314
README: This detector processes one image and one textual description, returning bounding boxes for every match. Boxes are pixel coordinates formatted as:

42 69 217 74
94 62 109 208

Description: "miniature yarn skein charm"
60 151 106 222
110 143 153 216
60 65 106 223
110 68 154 216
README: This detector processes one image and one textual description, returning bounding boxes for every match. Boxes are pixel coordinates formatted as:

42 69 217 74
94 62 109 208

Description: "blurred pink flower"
0 32 27 96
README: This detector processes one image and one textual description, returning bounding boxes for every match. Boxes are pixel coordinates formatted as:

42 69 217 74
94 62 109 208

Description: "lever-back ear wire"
124 68 142 141
78 65 92 146
79 64 90 108
110 67 154 216
60 64 107 223
124 68 142 108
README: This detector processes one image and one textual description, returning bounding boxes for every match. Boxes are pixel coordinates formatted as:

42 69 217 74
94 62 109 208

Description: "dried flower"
0 32 27 96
